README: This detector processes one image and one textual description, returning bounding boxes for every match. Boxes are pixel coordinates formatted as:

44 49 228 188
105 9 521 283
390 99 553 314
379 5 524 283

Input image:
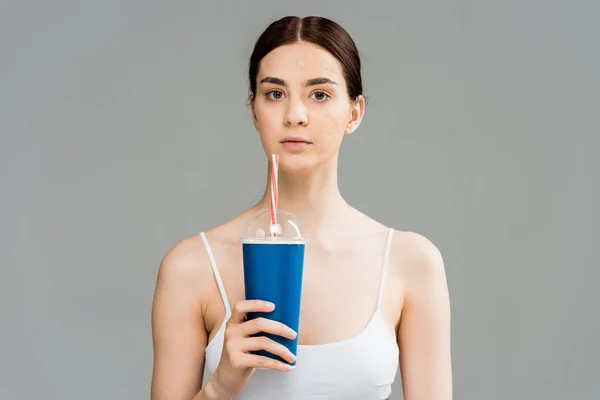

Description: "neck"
251 154 351 238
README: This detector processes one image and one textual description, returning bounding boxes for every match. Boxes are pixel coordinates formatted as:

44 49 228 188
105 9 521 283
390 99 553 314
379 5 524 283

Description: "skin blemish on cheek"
297 60 304 67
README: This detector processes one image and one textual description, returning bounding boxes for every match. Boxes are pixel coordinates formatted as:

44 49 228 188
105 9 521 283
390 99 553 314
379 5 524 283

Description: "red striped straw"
270 153 279 237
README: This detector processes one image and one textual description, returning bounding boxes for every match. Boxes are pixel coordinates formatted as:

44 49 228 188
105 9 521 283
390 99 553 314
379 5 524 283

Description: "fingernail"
290 329 297 338
264 302 274 309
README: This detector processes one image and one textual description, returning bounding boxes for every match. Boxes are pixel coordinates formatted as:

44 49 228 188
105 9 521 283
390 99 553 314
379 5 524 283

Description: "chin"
276 153 331 174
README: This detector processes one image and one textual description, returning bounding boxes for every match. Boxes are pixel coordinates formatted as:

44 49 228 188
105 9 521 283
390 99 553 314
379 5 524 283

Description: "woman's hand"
210 300 297 398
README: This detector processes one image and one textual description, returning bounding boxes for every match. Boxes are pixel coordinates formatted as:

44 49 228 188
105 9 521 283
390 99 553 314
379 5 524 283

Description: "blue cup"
240 209 306 367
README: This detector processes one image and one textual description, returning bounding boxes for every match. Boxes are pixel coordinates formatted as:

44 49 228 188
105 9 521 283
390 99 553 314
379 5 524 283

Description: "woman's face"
251 42 365 173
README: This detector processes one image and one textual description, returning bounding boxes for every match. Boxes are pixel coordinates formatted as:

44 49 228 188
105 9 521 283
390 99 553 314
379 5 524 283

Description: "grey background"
1 0 598 399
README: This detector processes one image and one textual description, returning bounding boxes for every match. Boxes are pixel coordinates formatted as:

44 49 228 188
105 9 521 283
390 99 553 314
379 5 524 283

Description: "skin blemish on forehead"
258 43 345 86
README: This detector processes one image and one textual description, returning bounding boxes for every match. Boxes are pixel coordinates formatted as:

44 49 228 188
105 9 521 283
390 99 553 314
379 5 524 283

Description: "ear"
249 94 259 127
344 95 366 135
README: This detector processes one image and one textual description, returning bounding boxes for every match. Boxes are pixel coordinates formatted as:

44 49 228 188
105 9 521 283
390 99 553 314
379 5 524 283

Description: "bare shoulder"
346 207 446 282
153 215 247 309
389 230 447 297
153 234 216 315
152 235 223 328
392 231 444 269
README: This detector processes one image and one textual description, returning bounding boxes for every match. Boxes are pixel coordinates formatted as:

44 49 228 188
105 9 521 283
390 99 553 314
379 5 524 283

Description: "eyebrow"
259 76 338 87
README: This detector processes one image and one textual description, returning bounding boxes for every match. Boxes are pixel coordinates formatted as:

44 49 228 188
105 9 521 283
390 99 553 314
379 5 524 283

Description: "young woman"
151 15 452 400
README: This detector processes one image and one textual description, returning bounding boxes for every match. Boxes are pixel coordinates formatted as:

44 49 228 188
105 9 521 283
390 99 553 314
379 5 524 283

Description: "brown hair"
248 16 364 101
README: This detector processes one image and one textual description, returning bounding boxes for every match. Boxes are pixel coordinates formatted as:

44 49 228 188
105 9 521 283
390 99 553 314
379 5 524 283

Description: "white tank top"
199 228 399 400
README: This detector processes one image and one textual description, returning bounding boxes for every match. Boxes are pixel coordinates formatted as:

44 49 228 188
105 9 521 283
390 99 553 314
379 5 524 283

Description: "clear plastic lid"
240 209 307 244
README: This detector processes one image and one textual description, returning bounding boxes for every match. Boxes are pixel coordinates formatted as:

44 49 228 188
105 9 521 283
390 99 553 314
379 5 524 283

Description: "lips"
280 136 313 144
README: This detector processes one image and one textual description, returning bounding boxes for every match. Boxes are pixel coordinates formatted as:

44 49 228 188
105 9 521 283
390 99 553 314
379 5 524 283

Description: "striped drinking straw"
270 153 279 237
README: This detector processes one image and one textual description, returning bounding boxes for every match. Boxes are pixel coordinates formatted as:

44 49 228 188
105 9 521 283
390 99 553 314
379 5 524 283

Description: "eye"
266 90 284 101
311 91 330 102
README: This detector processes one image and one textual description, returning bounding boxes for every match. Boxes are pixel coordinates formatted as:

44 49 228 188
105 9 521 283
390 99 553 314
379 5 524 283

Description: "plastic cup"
240 209 306 368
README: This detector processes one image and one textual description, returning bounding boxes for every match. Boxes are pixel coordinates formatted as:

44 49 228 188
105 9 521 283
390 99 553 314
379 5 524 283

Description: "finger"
239 353 293 372
240 317 297 340
242 336 296 364
229 300 274 324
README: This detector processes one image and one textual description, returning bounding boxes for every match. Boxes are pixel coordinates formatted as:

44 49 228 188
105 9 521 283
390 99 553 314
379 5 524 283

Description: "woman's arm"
151 239 222 400
397 234 453 400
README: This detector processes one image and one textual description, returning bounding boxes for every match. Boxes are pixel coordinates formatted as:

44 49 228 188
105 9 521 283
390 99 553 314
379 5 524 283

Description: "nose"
284 98 308 127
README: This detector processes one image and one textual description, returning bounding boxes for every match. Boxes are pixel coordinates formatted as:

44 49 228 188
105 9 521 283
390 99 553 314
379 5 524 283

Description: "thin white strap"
199 232 232 317
377 228 395 309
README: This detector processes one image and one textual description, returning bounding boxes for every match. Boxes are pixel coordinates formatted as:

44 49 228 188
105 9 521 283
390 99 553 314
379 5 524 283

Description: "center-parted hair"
248 16 364 101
